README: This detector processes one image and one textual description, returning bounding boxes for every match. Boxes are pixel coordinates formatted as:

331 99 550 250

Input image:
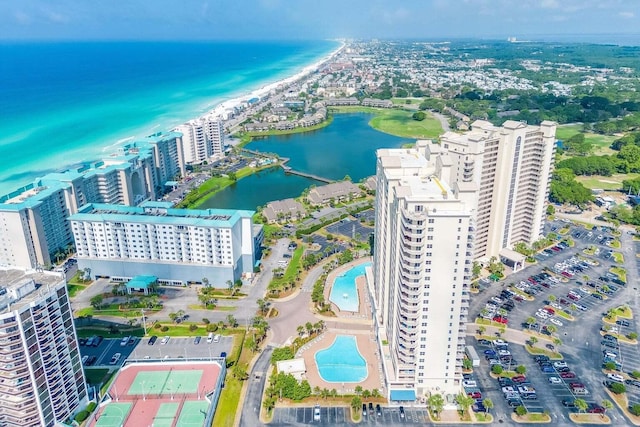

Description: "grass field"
67 284 87 298
212 333 247 427
330 106 443 139
268 245 304 290
84 368 112 386
576 173 640 190
556 124 618 156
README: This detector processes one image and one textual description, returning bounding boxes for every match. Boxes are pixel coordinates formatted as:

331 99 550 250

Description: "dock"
241 148 333 184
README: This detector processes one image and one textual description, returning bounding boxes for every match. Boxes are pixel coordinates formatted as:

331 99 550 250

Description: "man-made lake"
200 113 411 210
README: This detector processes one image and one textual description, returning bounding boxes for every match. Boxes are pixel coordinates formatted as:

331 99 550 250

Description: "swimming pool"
328 262 371 312
315 335 367 383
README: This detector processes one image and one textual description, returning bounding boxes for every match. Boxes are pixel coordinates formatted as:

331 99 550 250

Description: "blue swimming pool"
315 335 367 383
328 262 371 312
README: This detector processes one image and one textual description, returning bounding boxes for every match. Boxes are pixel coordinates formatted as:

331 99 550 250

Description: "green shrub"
153 323 162 329
87 402 97 412
189 324 198 332
160 326 169 332
75 410 89 422
491 365 503 375
206 324 218 332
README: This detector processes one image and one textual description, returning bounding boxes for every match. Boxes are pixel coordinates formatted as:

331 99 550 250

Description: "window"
428 219 434 224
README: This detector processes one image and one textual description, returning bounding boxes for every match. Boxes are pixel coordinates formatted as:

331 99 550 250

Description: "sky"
1 0 639 41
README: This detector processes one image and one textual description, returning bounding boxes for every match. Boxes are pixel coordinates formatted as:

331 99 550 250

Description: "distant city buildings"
0 132 185 269
439 120 556 261
0 267 88 426
371 141 476 397
69 201 260 285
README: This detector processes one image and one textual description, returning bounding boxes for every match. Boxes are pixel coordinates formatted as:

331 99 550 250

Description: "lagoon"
202 113 411 209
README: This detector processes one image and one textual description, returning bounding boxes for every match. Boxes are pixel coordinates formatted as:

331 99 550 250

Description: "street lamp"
141 309 147 335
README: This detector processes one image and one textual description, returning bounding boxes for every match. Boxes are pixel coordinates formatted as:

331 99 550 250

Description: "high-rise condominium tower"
439 120 556 260
371 141 476 397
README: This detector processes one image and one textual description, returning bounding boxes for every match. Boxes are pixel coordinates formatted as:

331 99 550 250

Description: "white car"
550 302 562 310
463 380 477 388
549 376 562 384
535 311 549 319
553 361 568 369
314 405 321 421
160 336 170 345
549 318 563 327
607 373 624 383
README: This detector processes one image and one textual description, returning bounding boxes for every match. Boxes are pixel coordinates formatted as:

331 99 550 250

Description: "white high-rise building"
69 201 260 285
175 117 224 165
371 141 477 398
439 120 556 260
0 268 88 426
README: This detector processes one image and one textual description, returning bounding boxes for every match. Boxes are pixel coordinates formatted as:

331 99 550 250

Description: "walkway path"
431 111 451 133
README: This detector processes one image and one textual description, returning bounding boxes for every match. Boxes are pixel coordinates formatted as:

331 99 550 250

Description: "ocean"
0 40 338 191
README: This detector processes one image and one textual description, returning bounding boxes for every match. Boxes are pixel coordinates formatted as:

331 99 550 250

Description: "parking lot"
270 406 429 426
325 218 373 242
79 335 233 367
469 218 635 422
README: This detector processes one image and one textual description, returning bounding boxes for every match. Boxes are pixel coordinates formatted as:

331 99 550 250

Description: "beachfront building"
307 181 363 205
69 201 259 285
439 120 556 261
370 141 476 399
175 117 225 165
0 133 185 269
0 267 88 427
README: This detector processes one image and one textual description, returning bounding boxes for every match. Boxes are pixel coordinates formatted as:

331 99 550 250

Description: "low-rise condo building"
69 201 259 285
0 267 88 426
371 141 476 399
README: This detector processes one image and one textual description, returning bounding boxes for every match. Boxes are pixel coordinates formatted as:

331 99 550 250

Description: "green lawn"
213 333 246 427
269 245 304 290
576 173 640 190
75 326 144 338
330 106 443 139
556 124 618 155
67 284 87 298
84 368 112 386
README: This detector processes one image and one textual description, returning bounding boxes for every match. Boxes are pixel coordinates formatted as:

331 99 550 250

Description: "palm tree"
305 322 314 335
548 294 557 302
575 398 588 413
428 393 445 420
483 398 494 414
546 324 557 335
602 399 613 414
529 336 538 347
525 316 536 326
455 392 475 416
297 325 305 337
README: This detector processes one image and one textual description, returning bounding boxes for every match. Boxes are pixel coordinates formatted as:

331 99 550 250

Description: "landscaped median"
510 411 552 423
568 413 611 424
604 387 640 426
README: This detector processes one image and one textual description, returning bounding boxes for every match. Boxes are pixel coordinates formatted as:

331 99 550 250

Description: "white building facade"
175 117 225 165
0 269 88 426
69 201 258 285
371 142 476 399
439 120 556 260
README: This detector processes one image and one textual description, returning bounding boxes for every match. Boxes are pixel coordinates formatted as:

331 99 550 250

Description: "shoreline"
204 42 345 121
0 41 344 191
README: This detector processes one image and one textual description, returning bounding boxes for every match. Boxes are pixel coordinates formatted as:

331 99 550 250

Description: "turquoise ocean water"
0 41 337 191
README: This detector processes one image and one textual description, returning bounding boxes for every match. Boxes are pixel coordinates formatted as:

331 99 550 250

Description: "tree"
455 393 475 415
548 294 557 302
233 365 248 380
610 382 626 394
90 295 104 309
169 312 178 323
428 393 445 420
525 317 536 326
546 325 557 335
228 171 237 181
296 325 305 337
515 405 527 417
515 365 527 375
575 398 588 413
351 396 362 414
362 389 371 398
226 314 238 328
528 336 538 347
631 404 640 416
257 298 269 315
354 385 363 395
483 398 494 414
305 322 314 335
472 261 482 279
604 361 617 370
546 204 556 215
412 111 426 121
601 399 613 414
462 358 473 370
491 364 503 375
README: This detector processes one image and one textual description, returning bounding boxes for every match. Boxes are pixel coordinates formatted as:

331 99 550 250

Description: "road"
430 111 451 132
239 346 274 427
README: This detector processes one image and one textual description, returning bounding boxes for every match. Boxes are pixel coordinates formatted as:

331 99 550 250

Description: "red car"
559 298 569 305
493 316 508 324
467 391 482 399
514 296 524 302
588 405 605 414
512 375 527 383
560 372 576 379
544 307 555 314
567 294 579 301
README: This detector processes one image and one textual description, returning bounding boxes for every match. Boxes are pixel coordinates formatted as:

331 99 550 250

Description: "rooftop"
0 267 66 315
70 201 254 227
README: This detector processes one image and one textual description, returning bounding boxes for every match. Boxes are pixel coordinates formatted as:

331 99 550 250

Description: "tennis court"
152 402 179 427
89 361 225 427
94 403 132 427
127 369 203 396
175 401 209 427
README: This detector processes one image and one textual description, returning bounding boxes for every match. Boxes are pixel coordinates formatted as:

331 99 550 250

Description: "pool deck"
297 329 384 394
324 259 374 322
